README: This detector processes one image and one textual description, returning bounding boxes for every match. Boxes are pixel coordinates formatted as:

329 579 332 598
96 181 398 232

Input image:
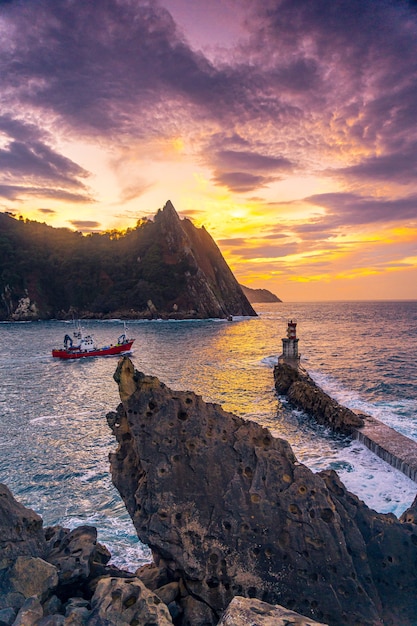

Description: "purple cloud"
212 171 276 192
212 150 293 172
305 192 417 226
0 184 93 203
69 220 101 231
333 143 417 185
1 0 417 216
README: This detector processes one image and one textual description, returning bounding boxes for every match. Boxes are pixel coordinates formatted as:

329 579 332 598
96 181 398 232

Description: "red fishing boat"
52 323 134 359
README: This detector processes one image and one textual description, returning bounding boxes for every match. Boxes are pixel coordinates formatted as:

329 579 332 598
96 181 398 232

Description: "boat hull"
52 340 134 359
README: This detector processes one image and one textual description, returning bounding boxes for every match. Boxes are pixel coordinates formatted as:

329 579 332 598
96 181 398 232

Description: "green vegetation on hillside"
0 213 194 318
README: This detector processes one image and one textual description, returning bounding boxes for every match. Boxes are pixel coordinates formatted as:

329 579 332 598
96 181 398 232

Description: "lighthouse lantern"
280 319 300 362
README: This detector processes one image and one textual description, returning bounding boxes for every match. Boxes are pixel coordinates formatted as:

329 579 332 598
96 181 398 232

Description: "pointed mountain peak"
155 200 181 224
163 200 177 214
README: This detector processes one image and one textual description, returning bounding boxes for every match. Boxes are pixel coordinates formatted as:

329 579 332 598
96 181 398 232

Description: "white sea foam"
59 513 152 570
260 355 278 367
29 410 94 423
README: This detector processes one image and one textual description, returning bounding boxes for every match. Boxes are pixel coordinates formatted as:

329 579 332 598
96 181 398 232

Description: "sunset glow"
1 0 416 301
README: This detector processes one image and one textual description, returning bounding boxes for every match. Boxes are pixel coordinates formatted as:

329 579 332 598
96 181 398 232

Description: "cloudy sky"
1 0 417 301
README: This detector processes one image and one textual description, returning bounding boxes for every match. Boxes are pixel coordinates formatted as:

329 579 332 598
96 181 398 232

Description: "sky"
1 0 417 301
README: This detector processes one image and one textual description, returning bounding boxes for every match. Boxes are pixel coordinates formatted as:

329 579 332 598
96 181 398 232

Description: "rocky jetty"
274 361 364 435
274 359 417 483
106 356 417 626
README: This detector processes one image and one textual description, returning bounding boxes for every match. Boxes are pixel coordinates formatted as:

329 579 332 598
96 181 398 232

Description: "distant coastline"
240 284 282 303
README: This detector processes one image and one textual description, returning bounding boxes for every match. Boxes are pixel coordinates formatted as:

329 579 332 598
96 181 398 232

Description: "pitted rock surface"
88 577 173 625
0 483 47 561
218 596 328 625
45 525 98 586
108 356 417 626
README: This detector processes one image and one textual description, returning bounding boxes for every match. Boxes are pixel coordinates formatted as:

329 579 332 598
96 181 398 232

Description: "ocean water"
0 301 416 570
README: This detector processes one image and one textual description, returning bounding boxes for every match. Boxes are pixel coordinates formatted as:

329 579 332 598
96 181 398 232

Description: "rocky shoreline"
2 356 417 625
0 483 327 626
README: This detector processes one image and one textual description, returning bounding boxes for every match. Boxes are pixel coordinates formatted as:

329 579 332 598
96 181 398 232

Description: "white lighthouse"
279 319 300 362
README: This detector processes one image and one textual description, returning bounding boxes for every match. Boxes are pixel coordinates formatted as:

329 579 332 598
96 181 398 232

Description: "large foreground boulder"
108 356 417 626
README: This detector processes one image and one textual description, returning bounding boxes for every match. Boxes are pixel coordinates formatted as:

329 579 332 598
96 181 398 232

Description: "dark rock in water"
274 361 364 434
108 356 417 626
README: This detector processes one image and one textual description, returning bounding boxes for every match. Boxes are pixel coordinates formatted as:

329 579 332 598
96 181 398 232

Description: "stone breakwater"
274 360 417 482
273 361 365 435
105 356 417 626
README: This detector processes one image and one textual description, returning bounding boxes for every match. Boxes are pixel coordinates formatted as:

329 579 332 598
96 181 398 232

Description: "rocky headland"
239 285 282 303
0 202 256 321
3 357 417 626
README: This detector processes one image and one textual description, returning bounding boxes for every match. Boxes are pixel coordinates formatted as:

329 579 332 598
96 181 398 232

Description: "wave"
29 410 95 423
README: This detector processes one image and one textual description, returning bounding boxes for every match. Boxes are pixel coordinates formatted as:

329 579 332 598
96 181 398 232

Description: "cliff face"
0 203 256 320
108 356 417 626
152 201 256 318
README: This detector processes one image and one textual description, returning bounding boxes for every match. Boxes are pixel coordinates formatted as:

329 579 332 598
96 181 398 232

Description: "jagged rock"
12 596 43 626
45 526 98 586
274 362 364 434
218 596 328 625
0 608 16 626
400 493 417 523
151 201 256 319
63 597 91 625
155 581 179 606
88 576 173 625
0 483 47 561
11 294 39 321
0 482 176 625
135 562 171 591
42 595 62 616
8 556 58 601
108 356 417 626
38 616 65 626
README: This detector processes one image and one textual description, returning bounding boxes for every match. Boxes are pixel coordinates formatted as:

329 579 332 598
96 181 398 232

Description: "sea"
1 300 417 571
